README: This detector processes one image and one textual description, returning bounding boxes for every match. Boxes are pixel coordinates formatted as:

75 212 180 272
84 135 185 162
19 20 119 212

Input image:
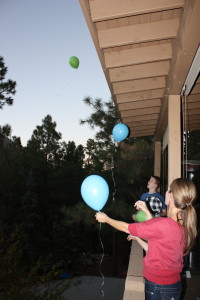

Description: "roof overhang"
79 0 200 140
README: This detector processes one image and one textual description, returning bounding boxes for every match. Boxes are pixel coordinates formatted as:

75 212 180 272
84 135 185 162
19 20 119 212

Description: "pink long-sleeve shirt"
128 217 185 284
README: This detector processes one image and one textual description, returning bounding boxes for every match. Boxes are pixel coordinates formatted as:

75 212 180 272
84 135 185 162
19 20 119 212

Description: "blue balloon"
112 123 129 142
81 175 109 211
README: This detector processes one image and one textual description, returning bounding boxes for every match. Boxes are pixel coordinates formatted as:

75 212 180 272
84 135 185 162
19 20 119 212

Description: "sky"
0 0 111 147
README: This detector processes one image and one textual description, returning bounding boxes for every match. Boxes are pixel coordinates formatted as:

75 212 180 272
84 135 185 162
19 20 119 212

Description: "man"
133 176 167 220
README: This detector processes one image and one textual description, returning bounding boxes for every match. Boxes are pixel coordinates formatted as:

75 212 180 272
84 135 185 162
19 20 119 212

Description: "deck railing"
123 240 145 300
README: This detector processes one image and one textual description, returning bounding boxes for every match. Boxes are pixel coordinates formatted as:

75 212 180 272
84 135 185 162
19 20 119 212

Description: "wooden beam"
123 114 159 123
191 83 200 94
190 119 200 125
155 1 200 140
168 0 200 94
130 131 155 138
127 119 158 127
168 95 181 184
105 43 172 68
116 89 164 103
186 115 200 122
183 106 200 118
186 108 200 116
130 132 154 138
90 0 184 22
113 77 165 94
130 128 155 135
121 106 160 117
79 0 105 77
132 126 156 132
109 61 170 82
118 99 161 111
130 125 156 132
188 124 200 130
187 94 200 102
79 0 114 106
187 102 200 109
98 19 179 48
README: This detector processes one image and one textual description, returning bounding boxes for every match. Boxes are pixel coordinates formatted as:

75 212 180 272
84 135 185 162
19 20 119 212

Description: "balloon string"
55 72 78 97
65 71 78 87
99 222 105 299
111 157 116 202
111 141 117 202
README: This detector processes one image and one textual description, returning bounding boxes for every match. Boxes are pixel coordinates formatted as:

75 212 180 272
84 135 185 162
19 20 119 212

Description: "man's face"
147 177 157 191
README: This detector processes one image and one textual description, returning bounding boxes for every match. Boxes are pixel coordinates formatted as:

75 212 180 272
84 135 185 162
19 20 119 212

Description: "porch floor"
57 273 200 300
181 274 200 300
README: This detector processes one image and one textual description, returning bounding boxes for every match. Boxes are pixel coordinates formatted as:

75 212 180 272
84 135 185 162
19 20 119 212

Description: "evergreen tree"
80 97 119 172
18 171 43 261
58 141 86 206
0 124 12 148
26 115 63 258
80 96 118 143
27 114 62 164
0 56 16 109
0 138 25 229
26 117 86 261
84 138 104 173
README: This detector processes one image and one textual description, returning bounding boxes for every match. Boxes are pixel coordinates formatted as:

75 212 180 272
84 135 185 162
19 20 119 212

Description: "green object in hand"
135 210 147 222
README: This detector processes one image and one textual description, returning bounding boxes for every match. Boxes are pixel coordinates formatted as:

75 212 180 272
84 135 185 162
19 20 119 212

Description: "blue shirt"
141 192 166 217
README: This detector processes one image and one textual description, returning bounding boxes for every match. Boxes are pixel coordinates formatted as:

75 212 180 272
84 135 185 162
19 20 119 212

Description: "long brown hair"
170 178 197 255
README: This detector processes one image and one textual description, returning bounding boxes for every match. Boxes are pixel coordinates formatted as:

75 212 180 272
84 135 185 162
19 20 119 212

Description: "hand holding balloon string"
134 201 152 221
95 212 109 223
134 200 148 212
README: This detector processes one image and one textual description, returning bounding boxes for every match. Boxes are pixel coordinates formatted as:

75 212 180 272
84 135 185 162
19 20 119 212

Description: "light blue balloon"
81 175 109 211
112 123 129 142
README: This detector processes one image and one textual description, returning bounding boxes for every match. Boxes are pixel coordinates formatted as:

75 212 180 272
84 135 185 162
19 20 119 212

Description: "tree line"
0 56 155 298
0 113 154 298
2 55 199 299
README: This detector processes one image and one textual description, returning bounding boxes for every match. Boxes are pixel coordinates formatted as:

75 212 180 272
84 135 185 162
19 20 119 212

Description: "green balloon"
69 56 79 69
135 210 147 222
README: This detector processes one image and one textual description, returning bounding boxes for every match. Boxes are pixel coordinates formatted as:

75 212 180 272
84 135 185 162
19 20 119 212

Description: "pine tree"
0 56 16 109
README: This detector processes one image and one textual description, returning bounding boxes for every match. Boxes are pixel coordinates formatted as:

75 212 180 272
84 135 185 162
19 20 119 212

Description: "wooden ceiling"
79 0 200 140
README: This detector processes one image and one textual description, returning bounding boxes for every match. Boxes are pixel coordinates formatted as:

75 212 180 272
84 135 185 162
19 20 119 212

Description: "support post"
154 141 161 177
168 95 181 185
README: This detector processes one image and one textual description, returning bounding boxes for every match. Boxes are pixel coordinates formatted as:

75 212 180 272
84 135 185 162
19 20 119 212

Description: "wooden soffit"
79 0 200 140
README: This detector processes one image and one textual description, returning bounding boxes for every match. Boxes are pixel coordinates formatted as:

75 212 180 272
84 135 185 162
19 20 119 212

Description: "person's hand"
134 200 142 211
127 234 138 241
135 201 148 213
132 214 136 221
134 201 153 220
95 212 108 223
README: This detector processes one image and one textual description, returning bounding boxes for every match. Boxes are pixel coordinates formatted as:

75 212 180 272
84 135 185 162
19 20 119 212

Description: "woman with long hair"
95 178 197 300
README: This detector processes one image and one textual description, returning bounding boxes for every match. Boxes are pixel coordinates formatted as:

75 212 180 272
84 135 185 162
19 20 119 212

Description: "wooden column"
154 141 161 177
168 95 181 185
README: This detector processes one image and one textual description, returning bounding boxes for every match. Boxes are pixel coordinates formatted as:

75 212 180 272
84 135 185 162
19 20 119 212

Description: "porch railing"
123 240 145 300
